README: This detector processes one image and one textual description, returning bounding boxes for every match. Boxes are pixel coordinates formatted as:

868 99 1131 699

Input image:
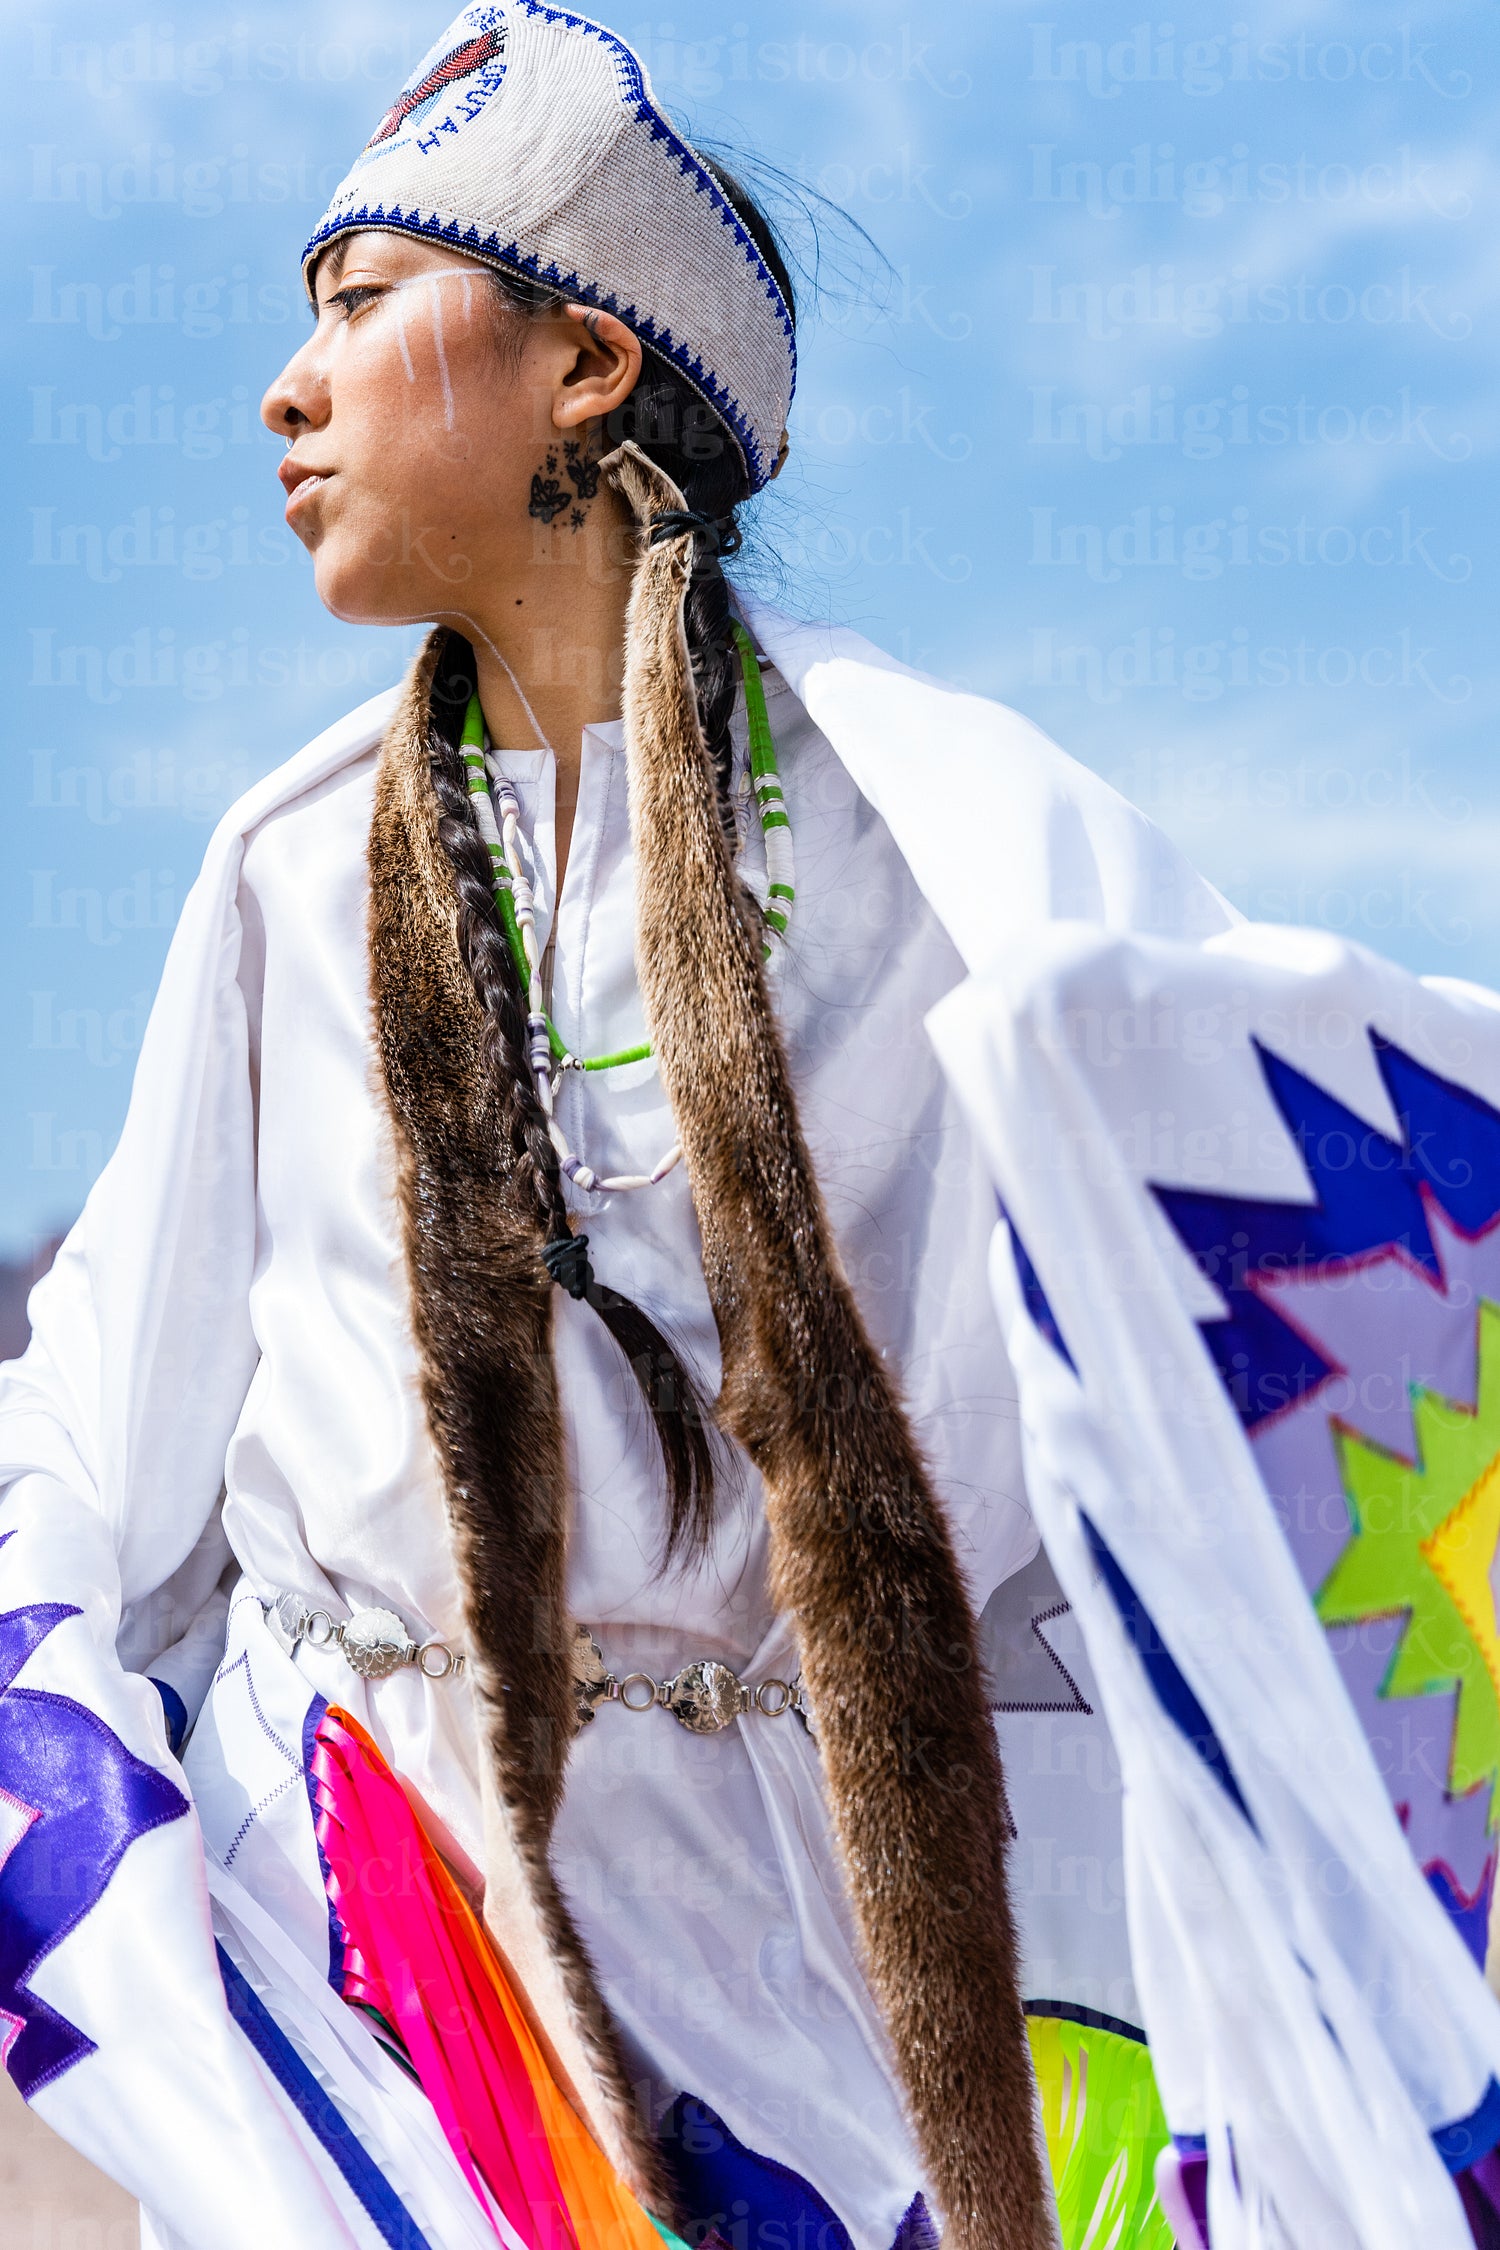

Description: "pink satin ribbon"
307 1703 576 2247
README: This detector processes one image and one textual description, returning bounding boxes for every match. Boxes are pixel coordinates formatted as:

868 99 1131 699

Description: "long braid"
428 634 715 1558
428 718 566 1221
681 534 744 861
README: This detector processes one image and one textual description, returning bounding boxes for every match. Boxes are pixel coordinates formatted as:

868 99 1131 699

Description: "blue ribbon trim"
1435 2076 1500 2176
299 1692 348 1997
217 1942 433 2249
1083 1514 1254 1829
148 1678 189 1758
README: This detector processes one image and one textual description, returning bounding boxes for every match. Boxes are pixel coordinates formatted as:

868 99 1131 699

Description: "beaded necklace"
459 621 796 1195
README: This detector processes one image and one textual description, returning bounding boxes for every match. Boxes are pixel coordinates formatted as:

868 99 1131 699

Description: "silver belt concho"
570 1624 806 1735
272 1593 465 1683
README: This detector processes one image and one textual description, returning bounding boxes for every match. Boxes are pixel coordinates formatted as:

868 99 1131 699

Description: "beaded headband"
302 1 795 492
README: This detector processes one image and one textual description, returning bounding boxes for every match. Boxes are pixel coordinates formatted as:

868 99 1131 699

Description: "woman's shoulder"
738 590 1036 706
219 683 400 862
737 592 1238 951
737 590 1153 826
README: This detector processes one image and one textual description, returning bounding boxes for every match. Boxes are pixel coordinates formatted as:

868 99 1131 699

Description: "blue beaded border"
302 0 795 491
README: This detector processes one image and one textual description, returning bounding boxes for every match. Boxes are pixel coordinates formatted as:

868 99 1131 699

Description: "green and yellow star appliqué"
1319 1299 1500 1824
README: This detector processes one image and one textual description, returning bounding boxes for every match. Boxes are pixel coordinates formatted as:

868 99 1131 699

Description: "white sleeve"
0 827 260 1604
0 830 368 2244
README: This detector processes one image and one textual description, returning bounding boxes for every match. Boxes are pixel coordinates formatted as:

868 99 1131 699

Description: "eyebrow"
308 233 354 319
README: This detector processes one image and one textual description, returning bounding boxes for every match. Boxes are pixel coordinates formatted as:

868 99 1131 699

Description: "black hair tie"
541 1232 594 1300
648 508 729 554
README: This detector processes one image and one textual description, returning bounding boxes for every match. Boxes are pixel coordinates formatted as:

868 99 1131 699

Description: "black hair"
433 159 796 1564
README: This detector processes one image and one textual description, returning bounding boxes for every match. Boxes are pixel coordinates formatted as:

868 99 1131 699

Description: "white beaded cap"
302 1 795 492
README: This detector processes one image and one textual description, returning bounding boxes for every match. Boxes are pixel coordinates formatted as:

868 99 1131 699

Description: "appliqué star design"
1141 1030 1500 1949
1322 1300 1500 1822
0 1539 188 2099
1155 1033 1500 1429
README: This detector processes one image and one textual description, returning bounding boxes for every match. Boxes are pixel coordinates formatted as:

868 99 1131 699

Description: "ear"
553 304 643 433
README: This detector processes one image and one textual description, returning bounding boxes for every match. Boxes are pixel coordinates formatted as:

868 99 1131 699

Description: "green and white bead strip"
733 620 795 960
458 625 794 1194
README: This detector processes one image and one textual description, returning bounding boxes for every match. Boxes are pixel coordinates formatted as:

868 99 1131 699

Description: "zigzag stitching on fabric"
207 1647 300 1767
988 1599 1093 1717
221 1768 304 1868
15 2043 94 2101
303 201 775 485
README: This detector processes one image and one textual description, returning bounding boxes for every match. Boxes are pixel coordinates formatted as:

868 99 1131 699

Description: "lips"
279 456 334 519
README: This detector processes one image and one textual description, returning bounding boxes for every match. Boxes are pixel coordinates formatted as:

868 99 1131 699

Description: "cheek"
349 341 523 517
311 350 532 609
438 353 543 497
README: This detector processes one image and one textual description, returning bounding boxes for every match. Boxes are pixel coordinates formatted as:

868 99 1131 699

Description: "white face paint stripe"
346 263 495 405
422 275 458 429
392 287 416 385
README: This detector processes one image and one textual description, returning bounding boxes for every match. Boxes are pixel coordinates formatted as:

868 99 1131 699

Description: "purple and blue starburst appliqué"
1013 1027 1500 2231
1153 1032 1500 1432
0 1536 188 2098
1013 1030 1500 1931
1146 1032 1500 1962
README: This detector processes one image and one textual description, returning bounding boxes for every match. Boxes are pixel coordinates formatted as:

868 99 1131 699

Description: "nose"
261 334 330 442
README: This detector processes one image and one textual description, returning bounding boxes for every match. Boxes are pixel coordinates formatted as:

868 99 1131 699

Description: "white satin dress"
2 596 1226 2248
175 649 1038 2248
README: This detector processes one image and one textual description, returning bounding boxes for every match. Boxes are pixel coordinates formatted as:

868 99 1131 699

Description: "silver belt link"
271 1593 465 1682
266 1598 795 1724
571 1624 807 1735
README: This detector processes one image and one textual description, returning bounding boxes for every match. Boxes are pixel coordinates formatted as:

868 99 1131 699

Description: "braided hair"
427 162 796 1565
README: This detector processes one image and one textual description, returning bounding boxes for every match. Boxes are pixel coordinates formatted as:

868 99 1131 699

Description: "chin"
313 559 398 627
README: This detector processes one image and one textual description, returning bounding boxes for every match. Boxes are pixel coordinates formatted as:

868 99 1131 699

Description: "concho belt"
269 1593 466 1682
266 1597 804 1735
570 1624 809 1735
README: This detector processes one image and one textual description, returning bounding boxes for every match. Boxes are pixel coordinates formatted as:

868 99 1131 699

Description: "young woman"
0 9 1230 2248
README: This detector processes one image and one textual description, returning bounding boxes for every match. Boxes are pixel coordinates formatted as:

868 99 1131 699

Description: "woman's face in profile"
260 230 639 626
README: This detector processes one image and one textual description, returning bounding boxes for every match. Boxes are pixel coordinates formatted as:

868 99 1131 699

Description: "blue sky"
4 0 1495 1253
